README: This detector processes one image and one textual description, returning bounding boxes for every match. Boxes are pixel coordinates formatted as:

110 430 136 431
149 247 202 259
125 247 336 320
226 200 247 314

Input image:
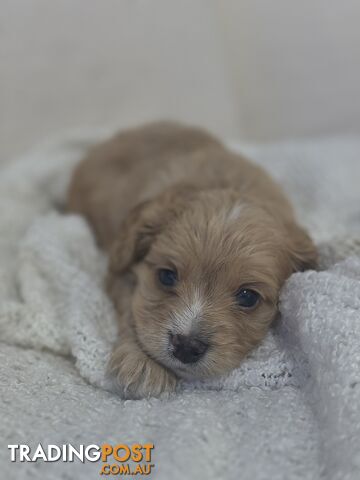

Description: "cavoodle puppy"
67 121 316 398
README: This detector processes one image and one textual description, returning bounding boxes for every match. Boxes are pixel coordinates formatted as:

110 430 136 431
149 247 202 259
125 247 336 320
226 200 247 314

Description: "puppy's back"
67 121 222 247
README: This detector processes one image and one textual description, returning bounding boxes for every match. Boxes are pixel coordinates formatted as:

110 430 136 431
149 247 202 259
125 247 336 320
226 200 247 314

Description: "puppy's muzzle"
169 333 208 364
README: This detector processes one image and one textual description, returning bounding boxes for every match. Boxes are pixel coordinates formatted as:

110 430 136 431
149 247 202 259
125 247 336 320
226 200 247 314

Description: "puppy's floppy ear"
286 221 318 272
109 200 158 274
109 185 194 273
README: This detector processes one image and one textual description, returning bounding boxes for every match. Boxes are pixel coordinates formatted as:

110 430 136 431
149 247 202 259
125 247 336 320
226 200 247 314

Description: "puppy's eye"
158 268 178 287
235 288 260 308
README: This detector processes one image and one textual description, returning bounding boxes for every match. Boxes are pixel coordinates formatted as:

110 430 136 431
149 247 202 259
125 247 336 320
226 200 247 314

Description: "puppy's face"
110 188 316 380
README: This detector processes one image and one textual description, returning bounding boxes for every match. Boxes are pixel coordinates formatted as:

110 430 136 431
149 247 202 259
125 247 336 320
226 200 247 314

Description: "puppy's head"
109 187 316 380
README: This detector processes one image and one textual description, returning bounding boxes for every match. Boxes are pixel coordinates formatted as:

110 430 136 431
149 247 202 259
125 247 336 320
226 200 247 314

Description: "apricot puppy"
67 121 316 398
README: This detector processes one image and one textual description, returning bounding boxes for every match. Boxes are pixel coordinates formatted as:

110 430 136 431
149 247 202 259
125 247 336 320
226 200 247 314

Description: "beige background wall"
1 0 360 161
218 0 360 140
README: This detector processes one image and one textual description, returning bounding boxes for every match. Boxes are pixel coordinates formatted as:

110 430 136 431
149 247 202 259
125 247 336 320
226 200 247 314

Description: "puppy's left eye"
158 268 178 287
235 288 260 308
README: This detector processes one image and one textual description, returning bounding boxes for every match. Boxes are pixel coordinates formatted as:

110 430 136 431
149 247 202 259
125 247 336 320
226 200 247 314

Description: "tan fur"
67 121 317 398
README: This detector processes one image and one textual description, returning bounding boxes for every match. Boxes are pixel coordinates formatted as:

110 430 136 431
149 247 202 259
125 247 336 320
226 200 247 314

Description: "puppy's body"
68 122 316 398
69 123 292 248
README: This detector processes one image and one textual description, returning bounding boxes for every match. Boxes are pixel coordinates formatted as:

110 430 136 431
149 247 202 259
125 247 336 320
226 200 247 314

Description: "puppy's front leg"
107 273 177 399
109 334 177 399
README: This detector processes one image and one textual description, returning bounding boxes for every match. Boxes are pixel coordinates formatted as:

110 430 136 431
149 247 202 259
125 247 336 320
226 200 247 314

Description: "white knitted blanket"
1 132 360 480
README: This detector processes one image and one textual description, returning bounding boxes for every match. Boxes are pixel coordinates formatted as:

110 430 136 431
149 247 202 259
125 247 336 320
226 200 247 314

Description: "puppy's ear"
109 200 158 273
109 185 194 273
286 222 317 272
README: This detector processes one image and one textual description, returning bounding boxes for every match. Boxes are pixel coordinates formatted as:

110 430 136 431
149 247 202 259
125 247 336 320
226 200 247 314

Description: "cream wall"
1 0 360 160
0 0 239 160
218 0 360 140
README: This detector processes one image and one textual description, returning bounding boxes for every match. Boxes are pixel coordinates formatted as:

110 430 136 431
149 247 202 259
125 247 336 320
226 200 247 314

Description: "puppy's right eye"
158 268 178 287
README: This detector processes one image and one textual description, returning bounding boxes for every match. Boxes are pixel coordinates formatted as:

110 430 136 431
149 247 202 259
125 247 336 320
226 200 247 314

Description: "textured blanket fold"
1 132 359 479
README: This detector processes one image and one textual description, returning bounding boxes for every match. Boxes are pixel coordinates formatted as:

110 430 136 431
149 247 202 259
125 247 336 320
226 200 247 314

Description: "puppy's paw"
109 343 177 399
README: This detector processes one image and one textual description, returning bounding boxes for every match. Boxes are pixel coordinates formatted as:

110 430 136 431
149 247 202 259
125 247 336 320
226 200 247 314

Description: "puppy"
67 121 316 398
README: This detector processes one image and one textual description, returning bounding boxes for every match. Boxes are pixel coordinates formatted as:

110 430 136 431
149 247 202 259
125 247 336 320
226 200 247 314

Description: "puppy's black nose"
170 334 208 364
